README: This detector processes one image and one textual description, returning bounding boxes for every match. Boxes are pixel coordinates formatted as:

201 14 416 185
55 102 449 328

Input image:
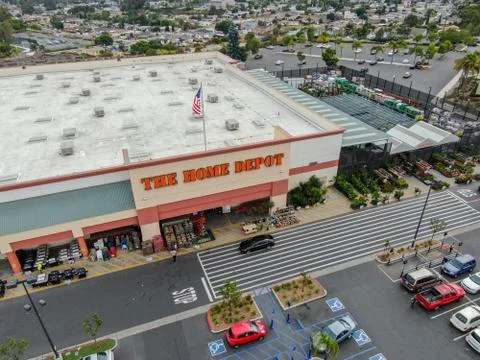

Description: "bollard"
287 300 292 308
286 313 291 323
270 319 274 329
272 308 276 314
308 348 312 359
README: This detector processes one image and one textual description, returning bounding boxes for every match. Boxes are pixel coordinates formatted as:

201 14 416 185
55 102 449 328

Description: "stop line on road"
198 191 480 299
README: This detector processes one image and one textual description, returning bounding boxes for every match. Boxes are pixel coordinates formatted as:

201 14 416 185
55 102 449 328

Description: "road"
198 190 480 298
245 43 474 96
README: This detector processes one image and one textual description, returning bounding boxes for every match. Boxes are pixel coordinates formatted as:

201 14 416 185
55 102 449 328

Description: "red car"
226 320 266 348
415 283 466 311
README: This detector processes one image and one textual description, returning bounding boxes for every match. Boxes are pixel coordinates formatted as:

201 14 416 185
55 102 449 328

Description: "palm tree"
311 332 340 359
413 34 424 45
338 44 345 57
412 45 424 64
387 40 399 64
371 45 383 60
352 40 362 60
454 52 479 92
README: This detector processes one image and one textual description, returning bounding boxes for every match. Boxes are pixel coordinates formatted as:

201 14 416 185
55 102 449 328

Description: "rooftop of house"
0 52 341 185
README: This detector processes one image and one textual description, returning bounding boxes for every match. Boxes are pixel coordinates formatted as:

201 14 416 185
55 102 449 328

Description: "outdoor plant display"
207 281 261 332
310 332 339 359
395 178 409 189
432 181 450 190
350 195 367 209
376 239 441 263
371 191 380 205
394 190 404 201
334 174 357 200
455 174 473 184
287 176 327 207
349 174 369 195
271 272 327 309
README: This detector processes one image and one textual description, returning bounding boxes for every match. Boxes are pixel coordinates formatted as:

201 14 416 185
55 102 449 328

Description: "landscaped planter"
45 338 117 360
207 295 263 333
271 277 327 310
375 240 441 264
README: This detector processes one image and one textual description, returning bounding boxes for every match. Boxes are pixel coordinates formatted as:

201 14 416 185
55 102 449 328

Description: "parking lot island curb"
375 241 442 265
207 297 263 334
270 278 327 311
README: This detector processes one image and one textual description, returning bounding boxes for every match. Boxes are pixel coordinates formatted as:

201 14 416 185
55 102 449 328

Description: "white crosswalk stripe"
198 191 480 298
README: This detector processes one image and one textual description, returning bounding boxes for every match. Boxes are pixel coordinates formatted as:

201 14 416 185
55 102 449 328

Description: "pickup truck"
416 283 465 311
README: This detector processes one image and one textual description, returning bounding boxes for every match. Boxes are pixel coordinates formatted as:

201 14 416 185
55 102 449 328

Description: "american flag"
192 86 202 115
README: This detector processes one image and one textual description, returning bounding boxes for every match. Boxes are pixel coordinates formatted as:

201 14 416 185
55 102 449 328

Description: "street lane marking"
430 295 480 319
377 265 400 283
201 277 213 302
172 287 197 305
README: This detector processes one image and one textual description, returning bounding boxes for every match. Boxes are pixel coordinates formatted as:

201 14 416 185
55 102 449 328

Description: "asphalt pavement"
245 43 474 96
198 190 480 298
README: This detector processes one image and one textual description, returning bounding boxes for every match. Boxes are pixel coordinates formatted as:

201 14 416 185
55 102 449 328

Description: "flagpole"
201 83 207 151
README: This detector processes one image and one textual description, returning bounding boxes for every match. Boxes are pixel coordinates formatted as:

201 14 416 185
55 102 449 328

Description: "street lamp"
22 282 60 359
411 184 432 249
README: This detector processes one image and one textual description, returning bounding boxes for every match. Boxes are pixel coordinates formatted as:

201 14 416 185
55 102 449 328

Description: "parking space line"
430 295 480 319
377 265 400 283
201 277 213 302
453 333 469 342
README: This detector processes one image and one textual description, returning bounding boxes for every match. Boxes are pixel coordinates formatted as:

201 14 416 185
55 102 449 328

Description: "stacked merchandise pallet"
162 218 198 250
271 206 300 228
34 245 48 270
57 239 82 263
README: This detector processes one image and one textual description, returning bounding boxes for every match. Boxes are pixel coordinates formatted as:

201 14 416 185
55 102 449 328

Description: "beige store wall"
129 142 291 210
0 209 138 254
289 166 339 190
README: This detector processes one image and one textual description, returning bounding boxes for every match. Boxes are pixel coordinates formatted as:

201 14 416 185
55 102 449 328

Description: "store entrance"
86 226 141 261
160 214 213 251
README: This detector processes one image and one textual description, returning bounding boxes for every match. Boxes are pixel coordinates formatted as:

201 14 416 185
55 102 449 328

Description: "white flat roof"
0 53 341 184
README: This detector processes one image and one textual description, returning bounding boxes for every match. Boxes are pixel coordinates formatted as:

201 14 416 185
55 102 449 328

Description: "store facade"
0 127 343 274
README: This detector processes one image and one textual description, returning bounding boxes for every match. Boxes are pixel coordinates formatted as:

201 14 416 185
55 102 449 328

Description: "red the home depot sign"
141 153 284 191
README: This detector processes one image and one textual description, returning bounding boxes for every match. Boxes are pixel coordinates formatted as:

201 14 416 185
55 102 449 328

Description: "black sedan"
239 235 275 254
48 271 62 285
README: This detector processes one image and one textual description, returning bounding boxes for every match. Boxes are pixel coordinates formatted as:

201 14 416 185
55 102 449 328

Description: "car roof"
456 254 475 263
231 321 253 335
408 268 435 279
435 283 460 294
458 306 480 318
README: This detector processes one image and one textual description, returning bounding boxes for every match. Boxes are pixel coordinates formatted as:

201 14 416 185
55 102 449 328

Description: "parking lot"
245 43 476 95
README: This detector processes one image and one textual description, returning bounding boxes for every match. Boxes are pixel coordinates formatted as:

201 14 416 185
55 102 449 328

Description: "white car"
315 44 323 48
387 51 394 56
275 60 284 65
450 306 480 332
467 327 480 353
80 350 114 360
354 48 362 53
266 45 275 50
402 59 410 64
461 272 480 294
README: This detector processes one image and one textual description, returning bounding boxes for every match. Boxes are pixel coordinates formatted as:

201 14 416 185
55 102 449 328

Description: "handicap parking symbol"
352 329 371 346
369 354 386 360
208 339 226 357
326 297 345 312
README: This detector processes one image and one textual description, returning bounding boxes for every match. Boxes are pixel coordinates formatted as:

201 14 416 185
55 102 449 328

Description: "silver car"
321 315 356 343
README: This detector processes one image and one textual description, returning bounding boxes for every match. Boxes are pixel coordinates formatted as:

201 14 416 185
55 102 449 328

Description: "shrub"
394 190 404 200
396 178 409 189
274 286 281 292
473 173 480 181
315 289 320 294
335 174 358 200
350 174 370 195
251 311 256 316
455 174 473 184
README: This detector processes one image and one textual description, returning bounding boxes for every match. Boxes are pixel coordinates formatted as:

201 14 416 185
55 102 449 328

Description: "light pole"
22 282 60 359
411 185 432 248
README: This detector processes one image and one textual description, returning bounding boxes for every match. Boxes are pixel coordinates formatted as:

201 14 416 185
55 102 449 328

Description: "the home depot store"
0 52 343 274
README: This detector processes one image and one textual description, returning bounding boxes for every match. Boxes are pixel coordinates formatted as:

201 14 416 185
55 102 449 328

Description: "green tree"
454 52 478 92
19 0 34 15
311 332 340 359
119 0 146 12
245 32 260 54
227 25 241 60
0 337 28 360
412 45 424 64
438 40 453 55
424 8 436 25
215 19 233 34
0 6 10 22
296 30 307 44
413 34 424 44
219 280 242 316
44 0 56 11
322 47 339 68
0 20 13 44
404 14 421 28
352 40 362 60
50 15 63 30
371 45 383 60
429 218 446 241
83 313 103 346
287 176 327 207
297 51 306 63
0 42 12 58
425 43 438 60
344 22 356 37
307 27 315 42
94 32 113 46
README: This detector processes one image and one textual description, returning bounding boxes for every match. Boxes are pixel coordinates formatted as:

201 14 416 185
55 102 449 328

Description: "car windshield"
470 275 480 285
404 274 414 284
322 327 336 339
473 331 480 343
249 321 260 332
228 329 235 338
450 259 463 269
456 313 468 323
98 353 109 360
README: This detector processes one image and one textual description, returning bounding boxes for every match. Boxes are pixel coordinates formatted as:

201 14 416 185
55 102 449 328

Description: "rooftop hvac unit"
94 107 105 117
225 119 239 131
35 116 52 123
188 78 198 85
233 103 244 109
0 174 19 184
118 107 134 113
225 96 234 101
24 91 38 95
149 70 158 77
205 59 213 65
69 97 79 104
121 121 139 130
14 106 30 111
93 76 101 83
81 88 91 96
168 101 183 106
63 128 77 139
60 141 74 156
93 71 100 75
104 96 119 101
28 135 48 143
132 75 140 81
61 82 71 88
207 94 218 103
214 67 223 73
36 74 44 80
160 90 174 94
190 67 198 73
252 119 265 128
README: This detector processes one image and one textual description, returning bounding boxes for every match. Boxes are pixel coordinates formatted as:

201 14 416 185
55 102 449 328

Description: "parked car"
377 57 385 61
275 60 284 65
387 51 394 56
370 49 377 55
461 272 480 294
354 48 362 53
369 60 378 66
80 350 114 360
266 45 275 50
305 43 313 47
442 254 476 278
298 60 307 65
403 49 410 55
0 280 5 297
402 59 410 64
357 59 365 64
415 283 465 311
226 320 266 348
318 314 356 344
254 54 263 59
403 72 412 78
62 268 74 281
239 234 275 254
48 271 61 285
450 305 480 332
401 268 442 292
466 327 480 353
360 67 369 73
